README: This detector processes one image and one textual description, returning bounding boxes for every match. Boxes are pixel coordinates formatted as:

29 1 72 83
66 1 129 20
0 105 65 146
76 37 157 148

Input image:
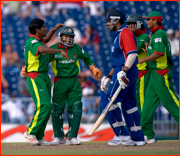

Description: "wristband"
107 75 112 79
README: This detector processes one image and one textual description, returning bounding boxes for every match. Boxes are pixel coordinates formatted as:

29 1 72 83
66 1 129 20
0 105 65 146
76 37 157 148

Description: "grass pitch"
1 140 179 155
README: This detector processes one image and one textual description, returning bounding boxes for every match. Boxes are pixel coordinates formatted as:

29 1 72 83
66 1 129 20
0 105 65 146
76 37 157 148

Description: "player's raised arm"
43 23 64 43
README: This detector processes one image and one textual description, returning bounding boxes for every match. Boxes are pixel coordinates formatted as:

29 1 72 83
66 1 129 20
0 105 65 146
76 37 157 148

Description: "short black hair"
119 19 124 25
29 18 44 35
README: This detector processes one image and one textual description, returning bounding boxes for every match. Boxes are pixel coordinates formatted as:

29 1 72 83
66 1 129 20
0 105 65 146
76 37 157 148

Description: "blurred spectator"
1 1 9 17
18 76 31 97
3 1 22 15
82 25 100 53
55 1 82 10
26 101 36 123
79 72 100 123
2 44 19 67
31 1 44 20
40 1 56 16
20 1 31 20
166 28 179 56
64 19 82 45
54 1 83 16
1 94 26 124
83 1 104 16
1 73 9 95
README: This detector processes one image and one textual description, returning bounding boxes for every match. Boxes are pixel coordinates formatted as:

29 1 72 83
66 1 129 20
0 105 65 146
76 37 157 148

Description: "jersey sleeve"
120 28 138 56
137 35 150 54
75 44 95 66
28 39 43 56
153 31 165 55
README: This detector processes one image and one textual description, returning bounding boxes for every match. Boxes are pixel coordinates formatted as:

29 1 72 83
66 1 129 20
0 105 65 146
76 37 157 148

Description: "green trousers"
26 73 51 140
53 76 82 112
52 76 82 139
141 69 179 139
136 70 150 116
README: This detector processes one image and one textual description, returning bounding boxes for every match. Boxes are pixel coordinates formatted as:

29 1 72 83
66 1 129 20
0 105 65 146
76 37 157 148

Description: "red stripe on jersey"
120 28 137 56
36 46 42 56
154 51 164 56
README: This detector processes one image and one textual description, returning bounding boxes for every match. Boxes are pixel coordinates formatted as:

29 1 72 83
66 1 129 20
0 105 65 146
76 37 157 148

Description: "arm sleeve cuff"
36 46 43 56
154 51 164 56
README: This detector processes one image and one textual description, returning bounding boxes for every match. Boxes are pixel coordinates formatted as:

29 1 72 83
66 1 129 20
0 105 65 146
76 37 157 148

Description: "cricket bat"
88 85 122 136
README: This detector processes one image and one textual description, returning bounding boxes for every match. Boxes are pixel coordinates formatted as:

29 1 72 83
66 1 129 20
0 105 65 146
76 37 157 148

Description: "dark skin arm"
108 68 114 77
43 23 64 43
139 41 162 64
138 53 162 64
39 47 70 60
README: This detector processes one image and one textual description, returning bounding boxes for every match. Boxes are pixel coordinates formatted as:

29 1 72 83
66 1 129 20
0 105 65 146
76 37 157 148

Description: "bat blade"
88 85 122 136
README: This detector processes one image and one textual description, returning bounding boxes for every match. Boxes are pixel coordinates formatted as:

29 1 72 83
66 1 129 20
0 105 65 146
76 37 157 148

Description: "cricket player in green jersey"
139 11 179 144
49 26 102 145
125 14 150 117
23 18 70 146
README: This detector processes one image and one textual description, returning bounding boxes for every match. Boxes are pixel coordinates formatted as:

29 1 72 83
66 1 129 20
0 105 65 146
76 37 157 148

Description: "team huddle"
21 8 179 146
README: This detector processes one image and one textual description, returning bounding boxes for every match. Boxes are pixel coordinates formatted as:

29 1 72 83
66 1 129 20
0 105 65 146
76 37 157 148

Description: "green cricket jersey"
49 43 94 77
148 29 173 70
137 33 150 71
24 34 49 73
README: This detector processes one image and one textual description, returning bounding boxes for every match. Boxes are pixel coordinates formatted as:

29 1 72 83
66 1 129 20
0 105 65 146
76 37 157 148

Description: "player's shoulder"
50 43 59 49
26 37 38 45
121 27 134 37
73 43 82 50
154 29 167 37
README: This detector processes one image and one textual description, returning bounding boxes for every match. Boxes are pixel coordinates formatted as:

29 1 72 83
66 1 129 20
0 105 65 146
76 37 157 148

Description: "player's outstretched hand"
117 70 129 89
60 50 70 61
21 65 28 77
54 23 64 31
89 64 102 79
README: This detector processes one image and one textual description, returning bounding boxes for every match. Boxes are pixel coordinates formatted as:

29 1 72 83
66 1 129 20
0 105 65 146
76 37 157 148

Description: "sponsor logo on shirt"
154 38 161 43
55 54 63 58
31 40 38 43
58 59 75 64
110 81 113 84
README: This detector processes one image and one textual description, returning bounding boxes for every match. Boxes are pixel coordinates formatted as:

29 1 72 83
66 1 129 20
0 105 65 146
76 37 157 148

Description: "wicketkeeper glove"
21 65 28 77
89 64 102 79
117 70 130 89
100 76 111 93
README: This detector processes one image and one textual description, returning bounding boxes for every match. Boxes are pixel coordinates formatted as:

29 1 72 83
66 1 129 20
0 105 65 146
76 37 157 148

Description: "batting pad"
66 101 82 140
51 103 65 139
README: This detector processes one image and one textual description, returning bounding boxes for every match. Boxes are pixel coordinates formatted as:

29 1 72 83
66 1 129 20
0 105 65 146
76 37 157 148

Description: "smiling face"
61 34 74 47
146 18 157 29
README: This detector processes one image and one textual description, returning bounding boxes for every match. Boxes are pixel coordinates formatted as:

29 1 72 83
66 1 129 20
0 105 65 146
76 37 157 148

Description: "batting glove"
89 64 102 79
117 70 130 89
21 65 28 77
100 76 111 93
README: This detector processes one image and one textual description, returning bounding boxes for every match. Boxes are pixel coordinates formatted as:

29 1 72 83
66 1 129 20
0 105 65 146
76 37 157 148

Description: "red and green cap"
142 11 163 22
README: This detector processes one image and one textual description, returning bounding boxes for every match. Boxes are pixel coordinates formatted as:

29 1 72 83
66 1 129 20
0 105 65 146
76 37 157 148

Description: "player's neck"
115 23 123 31
34 33 43 40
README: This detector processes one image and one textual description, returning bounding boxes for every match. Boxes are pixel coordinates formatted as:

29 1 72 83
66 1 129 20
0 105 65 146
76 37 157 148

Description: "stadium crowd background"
1 1 179 137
